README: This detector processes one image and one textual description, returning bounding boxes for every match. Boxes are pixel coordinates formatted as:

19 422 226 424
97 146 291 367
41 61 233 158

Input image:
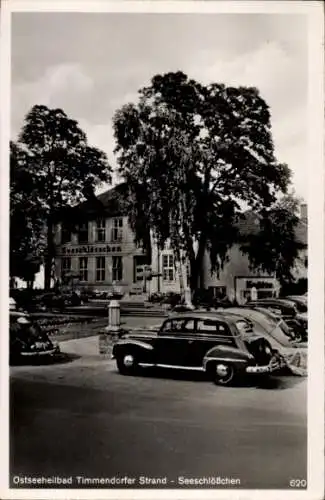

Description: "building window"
96 256 105 282
78 222 89 244
61 224 71 245
111 218 123 242
61 257 71 276
96 219 106 242
162 254 174 281
79 257 88 282
112 256 123 282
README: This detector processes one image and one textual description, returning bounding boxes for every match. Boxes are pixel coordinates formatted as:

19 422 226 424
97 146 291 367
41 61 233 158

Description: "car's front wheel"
116 352 138 375
210 362 236 386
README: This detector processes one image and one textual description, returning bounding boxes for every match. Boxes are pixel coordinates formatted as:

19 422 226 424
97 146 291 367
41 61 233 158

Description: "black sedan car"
10 311 60 364
285 295 307 313
112 312 286 386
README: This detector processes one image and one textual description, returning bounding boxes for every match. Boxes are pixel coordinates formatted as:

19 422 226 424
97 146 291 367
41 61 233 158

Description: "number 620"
289 479 307 488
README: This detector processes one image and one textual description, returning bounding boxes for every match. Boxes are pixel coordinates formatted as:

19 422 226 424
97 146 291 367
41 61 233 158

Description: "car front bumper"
20 346 60 357
246 357 287 374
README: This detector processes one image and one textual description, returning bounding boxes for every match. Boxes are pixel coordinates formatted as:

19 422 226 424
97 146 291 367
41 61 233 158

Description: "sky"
11 12 308 200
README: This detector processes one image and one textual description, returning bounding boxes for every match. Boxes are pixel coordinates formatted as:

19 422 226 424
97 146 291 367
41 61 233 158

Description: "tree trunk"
44 217 53 290
189 233 207 302
27 279 34 290
178 260 185 300
196 232 207 289
9 276 16 289
189 257 198 297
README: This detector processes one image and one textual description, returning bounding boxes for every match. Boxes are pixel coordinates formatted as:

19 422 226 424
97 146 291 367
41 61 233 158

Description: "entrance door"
155 317 195 367
187 318 236 367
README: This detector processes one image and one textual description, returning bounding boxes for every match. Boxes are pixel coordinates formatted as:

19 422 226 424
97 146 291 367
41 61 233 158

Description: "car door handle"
187 340 194 344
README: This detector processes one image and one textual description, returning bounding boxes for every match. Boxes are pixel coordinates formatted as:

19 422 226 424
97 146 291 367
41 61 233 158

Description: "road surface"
10 354 307 490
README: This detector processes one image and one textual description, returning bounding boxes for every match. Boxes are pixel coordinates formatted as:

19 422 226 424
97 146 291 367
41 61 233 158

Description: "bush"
149 292 164 303
160 292 182 307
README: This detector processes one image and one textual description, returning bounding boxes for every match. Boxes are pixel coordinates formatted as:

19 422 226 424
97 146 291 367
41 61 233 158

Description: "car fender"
203 344 253 371
112 339 154 361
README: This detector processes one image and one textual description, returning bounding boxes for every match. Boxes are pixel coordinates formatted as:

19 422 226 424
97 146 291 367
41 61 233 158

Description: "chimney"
300 203 307 221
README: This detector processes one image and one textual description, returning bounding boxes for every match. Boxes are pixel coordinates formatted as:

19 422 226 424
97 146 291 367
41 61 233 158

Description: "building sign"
235 276 278 304
246 280 274 289
60 245 122 255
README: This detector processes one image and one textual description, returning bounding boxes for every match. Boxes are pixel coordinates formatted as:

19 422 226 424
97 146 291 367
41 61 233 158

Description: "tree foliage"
10 141 45 287
113 71 292 291
240 195 306 285
13 105 112 288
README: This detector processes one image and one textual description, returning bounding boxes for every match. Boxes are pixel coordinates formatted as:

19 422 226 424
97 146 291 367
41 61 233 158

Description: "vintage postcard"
1 1 324 499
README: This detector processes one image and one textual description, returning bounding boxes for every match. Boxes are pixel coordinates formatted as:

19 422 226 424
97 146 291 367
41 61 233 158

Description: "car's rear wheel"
116 352 138 375
211 362 235 386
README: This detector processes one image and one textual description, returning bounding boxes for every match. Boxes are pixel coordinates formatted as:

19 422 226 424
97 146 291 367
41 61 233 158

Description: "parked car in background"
285 295 307 313
284 295 308 332
112 311 287 386
9 297 16 311
217 307 296 343
10 310 60 364
171 304 195 313
215 307 307 374
245 298 307 342
246 298 298 318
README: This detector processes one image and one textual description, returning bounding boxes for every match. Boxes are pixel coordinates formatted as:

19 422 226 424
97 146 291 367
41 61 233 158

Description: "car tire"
210 362 236 386
116 352 138 375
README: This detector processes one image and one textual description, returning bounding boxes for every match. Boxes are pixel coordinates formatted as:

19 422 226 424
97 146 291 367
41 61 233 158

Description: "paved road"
10 355 307 490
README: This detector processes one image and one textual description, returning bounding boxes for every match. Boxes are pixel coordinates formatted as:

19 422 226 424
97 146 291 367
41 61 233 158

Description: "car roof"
247 298 296 307
167 310 250 324
10 310 28 317
286 295 307 302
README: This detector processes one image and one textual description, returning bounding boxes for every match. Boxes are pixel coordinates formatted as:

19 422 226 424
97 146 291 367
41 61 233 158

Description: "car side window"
196 319 232 337
183 319 195 332
160 319 194 334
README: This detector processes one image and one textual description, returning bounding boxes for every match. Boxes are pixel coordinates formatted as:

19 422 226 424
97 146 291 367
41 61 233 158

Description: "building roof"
74 183 307 245
237 210 307 246
77 182 129 218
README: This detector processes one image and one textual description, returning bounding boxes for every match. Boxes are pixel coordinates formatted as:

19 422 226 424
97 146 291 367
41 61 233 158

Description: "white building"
54 184 307 303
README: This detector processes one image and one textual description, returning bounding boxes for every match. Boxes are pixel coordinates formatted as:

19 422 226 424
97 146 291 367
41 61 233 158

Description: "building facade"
54 216 150 293
54 185 307 303
54 184 151 294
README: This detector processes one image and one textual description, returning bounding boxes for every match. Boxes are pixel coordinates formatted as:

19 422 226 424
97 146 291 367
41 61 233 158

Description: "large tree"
10 141 45 288
113 71 292 294
16 105 112 289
